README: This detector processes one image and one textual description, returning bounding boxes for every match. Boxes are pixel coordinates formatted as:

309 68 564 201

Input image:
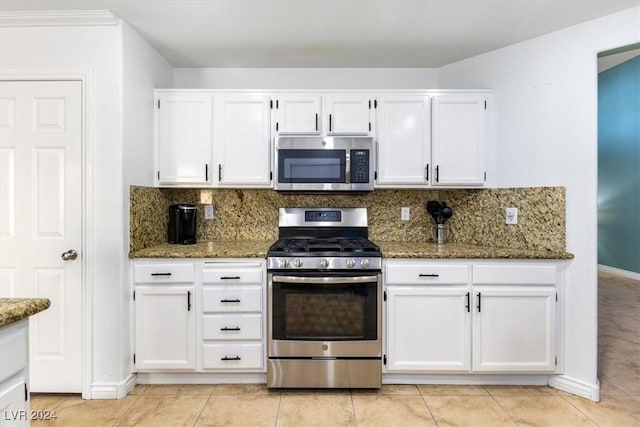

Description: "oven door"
267 272 381 358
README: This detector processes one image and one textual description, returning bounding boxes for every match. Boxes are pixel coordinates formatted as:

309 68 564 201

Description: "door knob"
61 249 78 261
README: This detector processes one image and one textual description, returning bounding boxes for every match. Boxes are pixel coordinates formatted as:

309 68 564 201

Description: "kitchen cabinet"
384 261 471 372
133 262 196 371
471 264 558 372
375 94 431 186
200 261 265 372
324 94 373 135
0 320 29 426
155 92 212 185
273 94 322 135
214 94 272 186
384 260 560 374
431 94 487 186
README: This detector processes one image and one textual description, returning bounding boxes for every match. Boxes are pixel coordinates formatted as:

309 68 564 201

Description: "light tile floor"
30 271 640 426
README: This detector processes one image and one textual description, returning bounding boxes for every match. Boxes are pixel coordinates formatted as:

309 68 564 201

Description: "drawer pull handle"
465 292 470 312
151 272 172 276
187 291 192 311
221 356 241 361
418 274 439 278
220 299 241 303
220 327 241 331
220 276 241 280
477 292 482 312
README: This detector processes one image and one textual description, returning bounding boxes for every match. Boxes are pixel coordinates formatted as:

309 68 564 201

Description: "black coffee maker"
168 204 197 244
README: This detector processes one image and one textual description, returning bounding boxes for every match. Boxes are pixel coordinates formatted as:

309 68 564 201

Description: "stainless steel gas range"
267 208 382 389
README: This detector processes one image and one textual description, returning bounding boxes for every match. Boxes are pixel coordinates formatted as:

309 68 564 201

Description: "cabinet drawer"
473 264 557 285
386 263 469 285
202 268 262 284
202 285 262 312
202 343 264 370
0 321 28 382
134 263 195 284
202 314 262 340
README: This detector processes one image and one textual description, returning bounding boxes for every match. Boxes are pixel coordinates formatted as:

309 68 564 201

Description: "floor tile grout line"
113 393 143 427
191 392 215 427
273 392 282 427
418 392 440 427
557 392 603 427
486 390 520 427
350 393 359 427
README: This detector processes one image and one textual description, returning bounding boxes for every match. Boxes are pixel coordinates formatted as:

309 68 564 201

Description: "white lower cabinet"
386 286 470 371
200 261 265 372
384 260 561 374
133 262 196 371
0 320 29 426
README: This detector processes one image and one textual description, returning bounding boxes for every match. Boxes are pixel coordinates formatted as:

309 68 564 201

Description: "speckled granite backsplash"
130 186 565 253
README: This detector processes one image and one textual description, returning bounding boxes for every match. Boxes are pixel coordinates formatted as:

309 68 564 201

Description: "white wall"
173 67 438 89
121 21 173 388
438 6 640 399
0 22 126 394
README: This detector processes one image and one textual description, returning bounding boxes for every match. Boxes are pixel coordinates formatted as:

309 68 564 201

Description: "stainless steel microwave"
274 136 375 191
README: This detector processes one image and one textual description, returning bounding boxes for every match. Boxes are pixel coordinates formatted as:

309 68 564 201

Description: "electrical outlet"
204 204 215 220
401 207 410 221
505 207 518 225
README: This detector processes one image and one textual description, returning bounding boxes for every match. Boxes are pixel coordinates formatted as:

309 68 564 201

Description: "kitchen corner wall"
130 186 565 253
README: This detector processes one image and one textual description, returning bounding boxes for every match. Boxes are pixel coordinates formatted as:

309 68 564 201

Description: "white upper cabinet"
324 94 372 135
273 94 322 134
214 94 272 186
431 94 487 186
155 92 213 185
375 95 431 186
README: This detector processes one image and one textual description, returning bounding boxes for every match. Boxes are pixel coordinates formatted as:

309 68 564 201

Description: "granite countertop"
129 240 573 260
377 241 574 259
129 240 273 259
0 298 51 328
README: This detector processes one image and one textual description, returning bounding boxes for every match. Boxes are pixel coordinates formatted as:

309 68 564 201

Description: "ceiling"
1 0 638 68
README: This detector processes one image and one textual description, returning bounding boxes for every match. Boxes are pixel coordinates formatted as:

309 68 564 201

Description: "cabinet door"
0 376 29 426
274 95 321 134
472 287 556 372
135 286 195 370
386 286 470 372
215 95 271 186
431 94 486 186
375 95 431 186
156 93 212 185
325 95 372 135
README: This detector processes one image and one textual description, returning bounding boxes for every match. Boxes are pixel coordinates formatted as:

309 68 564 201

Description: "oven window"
272 282 377 341
278 149 345 183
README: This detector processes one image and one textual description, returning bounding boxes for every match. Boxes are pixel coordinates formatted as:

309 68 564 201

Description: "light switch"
401 207 410 221
506 207 518 225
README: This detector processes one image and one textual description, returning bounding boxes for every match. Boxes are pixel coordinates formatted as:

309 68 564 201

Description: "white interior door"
0 80 82 392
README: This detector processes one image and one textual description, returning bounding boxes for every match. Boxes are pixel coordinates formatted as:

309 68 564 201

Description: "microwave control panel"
350 150 370 183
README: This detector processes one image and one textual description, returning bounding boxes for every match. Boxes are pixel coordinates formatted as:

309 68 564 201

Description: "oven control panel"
305 210 341 222
267 257 382 271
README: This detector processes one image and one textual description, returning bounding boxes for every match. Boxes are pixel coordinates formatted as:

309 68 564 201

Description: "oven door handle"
272 275 378 284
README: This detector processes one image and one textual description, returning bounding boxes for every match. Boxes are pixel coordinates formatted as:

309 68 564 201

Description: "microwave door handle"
345 149 351 184
272 275 378 284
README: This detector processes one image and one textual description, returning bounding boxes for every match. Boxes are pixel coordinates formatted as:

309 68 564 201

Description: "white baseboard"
548 375 600 402
136 372 267 384
598 264 640 281
382 374 550 385
91 374 137 400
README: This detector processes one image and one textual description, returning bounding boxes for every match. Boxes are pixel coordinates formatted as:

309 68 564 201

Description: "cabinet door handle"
465 292 470 312
220 276 241 280
477 292 481 312
218 164 222 181
220 299 241 303
205 164 209 181
151 272 172 277
435 165 440 183
329 113 332 132
187 291 192 311
425 164 429 181
315 113 318 131
221 356 241 361
220 327 241 331
418 273 439 278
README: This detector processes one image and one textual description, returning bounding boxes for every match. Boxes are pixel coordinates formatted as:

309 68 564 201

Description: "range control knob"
279 259 289 268
293 259 303 268
346 259 356 268
360 259 370 268
320 259 329 268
